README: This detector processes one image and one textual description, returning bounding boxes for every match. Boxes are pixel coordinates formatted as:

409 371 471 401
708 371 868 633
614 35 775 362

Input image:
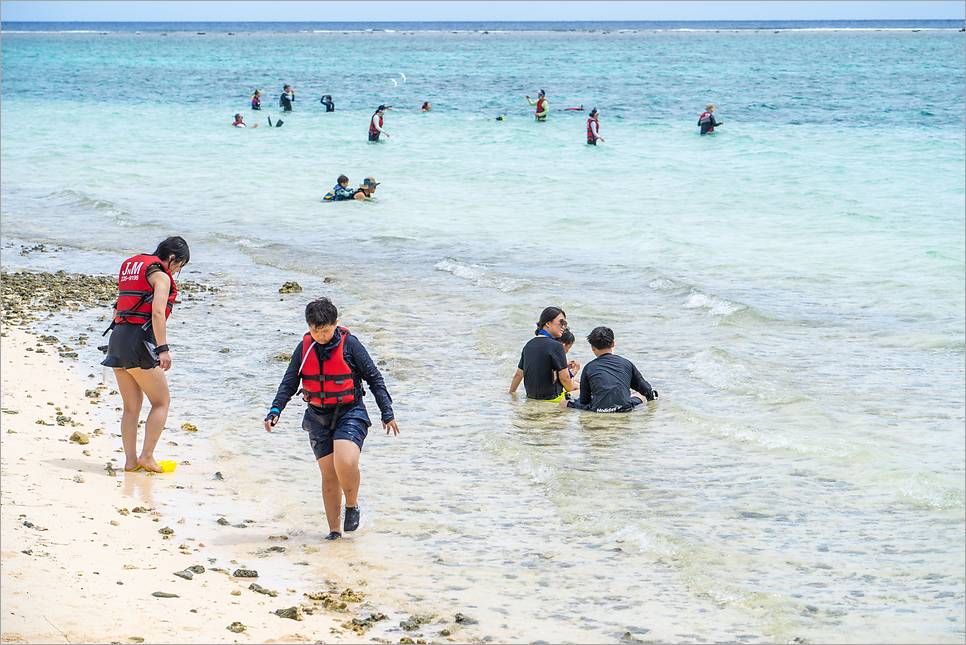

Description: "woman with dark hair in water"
102 236 190 473
508 306 578 401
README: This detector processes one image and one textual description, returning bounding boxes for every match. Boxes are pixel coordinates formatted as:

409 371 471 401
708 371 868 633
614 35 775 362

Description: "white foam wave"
684 291 744 316
683 410 860 458
434 257 526 292
687 349 802 404
899 473 965 509
648 277 683 291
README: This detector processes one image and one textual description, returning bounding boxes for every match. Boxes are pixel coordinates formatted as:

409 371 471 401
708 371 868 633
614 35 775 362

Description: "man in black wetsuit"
280 85 295 112
561 326 657 412
508 307 578 401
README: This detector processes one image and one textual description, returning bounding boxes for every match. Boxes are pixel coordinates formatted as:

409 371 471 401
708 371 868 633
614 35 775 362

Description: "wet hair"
284 85 292 91
422 102 430 109
337 174 349 185
535 306 565 335
152 236 190 266
558 329 575 347
587 326 615 350
234 113 242 120
305 298 338 329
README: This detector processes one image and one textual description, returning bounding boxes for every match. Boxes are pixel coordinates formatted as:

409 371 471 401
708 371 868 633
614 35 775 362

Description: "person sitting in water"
280 85 296 112
560 326 657 412
558 328 581 387
252 90 262 110
526 89 549 121
419 102 431 112
587 107 604 145
232 113 257 127
508 307 578 401
321 94 335 112
698 104 723 134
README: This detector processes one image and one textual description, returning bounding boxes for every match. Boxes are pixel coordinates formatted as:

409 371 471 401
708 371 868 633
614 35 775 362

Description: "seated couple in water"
323 175 380 201
508 306 658 412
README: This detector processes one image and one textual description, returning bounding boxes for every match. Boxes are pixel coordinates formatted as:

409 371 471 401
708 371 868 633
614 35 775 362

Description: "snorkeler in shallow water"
526 89 549 121
232 113 258 127
587 108 604 145
321 94 335 112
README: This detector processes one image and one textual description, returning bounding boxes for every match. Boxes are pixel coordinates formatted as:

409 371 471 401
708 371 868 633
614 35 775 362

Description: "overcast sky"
2 1 964 23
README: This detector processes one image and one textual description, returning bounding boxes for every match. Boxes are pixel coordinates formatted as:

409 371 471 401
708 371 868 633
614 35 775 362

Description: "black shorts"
567 396 644 413
101 323 160 370
587 138 597 145
368 132 380 142
303 406 368 459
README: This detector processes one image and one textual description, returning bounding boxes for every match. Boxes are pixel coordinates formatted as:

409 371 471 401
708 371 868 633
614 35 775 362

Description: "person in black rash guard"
264 298 399 541
280 85 295 112
508 306 578 401
321 94 335 112
698 103 723 135
561 326 658 412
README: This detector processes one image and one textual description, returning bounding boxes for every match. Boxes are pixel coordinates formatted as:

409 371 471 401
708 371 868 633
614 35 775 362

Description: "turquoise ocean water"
2 21 964 643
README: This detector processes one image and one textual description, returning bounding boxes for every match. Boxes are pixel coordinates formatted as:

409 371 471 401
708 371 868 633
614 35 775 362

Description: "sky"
2 1 964 23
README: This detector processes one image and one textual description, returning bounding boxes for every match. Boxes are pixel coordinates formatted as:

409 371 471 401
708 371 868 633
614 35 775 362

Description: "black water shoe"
344 506 360 533
325 531 342 541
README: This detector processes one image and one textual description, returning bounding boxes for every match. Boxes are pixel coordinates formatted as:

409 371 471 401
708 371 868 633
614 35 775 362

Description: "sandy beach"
0 321 438 645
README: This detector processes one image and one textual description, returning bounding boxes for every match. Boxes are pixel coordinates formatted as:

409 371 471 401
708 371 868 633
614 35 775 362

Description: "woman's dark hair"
558 329 575 346
152 236 190 265
590 107 599 118
535 306 565 335
587 326 615 350
337 174 349 185
306 297 338 329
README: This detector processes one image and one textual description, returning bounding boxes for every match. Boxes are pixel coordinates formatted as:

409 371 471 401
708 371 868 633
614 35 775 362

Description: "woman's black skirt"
101 322 160 370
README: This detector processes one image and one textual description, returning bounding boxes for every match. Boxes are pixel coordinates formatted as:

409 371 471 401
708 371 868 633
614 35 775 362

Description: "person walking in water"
101 236 190 473
587 107 604 145
280 85 296 112
264 298 399 540
526 89 549 121
698 104 723 134
508 307 578 401
251 90 262 110
368 105 390 141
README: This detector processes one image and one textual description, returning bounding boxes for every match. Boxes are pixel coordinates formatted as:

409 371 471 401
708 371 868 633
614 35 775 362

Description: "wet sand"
0 320 436 644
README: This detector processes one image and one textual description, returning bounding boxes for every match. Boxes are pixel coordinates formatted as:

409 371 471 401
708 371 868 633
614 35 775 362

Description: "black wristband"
155 344 170 354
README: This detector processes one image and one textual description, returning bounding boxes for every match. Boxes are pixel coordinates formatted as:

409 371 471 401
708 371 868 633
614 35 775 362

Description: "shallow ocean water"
1 21 964 643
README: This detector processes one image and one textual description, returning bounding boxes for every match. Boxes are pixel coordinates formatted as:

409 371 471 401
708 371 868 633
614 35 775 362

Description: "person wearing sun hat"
357 177 380 198
698 103 723 134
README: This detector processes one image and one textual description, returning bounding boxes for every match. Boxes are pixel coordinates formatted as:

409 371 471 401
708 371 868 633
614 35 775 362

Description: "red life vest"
587 117 599 141
369 113 383 137
113 254 177 326
535 98 547 116
298 328 357 409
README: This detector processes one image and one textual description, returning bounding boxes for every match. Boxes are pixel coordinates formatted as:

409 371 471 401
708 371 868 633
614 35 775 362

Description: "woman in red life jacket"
368 105 390 141
587 108 604 145
101 236 190 473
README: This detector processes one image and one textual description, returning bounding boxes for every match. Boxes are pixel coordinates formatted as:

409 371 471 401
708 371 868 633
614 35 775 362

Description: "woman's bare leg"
112 368 144 471
124 367 171 472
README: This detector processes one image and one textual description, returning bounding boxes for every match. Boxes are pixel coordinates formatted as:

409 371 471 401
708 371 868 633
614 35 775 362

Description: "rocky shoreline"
0 267 487 644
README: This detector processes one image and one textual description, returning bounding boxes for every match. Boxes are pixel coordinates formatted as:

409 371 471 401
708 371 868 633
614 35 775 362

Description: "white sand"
1 324 405 644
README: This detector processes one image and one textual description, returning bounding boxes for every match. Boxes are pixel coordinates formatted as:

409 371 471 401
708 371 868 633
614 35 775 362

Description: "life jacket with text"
369 113 383 137
536 98 548 117
298 328 359 411
111 254 177 329
587 117 599 142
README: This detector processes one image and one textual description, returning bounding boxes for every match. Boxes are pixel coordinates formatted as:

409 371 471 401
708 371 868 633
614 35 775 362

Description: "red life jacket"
535 98 547 116
298 328 357 409
587 117 599 141
369 113 383 137
113 254 177 326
